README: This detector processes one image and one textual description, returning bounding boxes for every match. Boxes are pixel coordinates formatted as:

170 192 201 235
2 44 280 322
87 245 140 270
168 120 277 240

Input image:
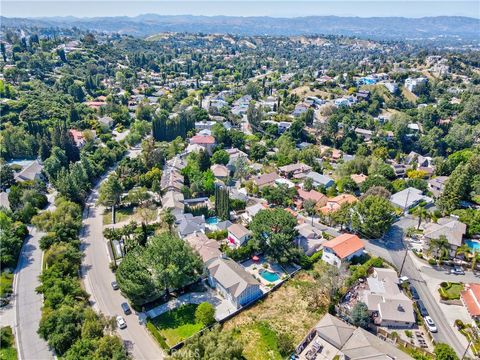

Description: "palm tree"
412 206 429 230
429 235 451 261
455 244 472 260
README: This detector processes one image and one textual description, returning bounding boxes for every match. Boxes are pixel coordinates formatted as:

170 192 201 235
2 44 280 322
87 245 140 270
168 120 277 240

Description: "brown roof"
350 174 367 185
323 234 364 259
252 172 279 187
190 135 215 145
185 232 221 263
228 223 251 239
297 188 327 204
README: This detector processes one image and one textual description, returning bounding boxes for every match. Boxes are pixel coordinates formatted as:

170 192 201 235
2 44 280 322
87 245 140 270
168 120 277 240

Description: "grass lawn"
439 282 463 300
223 262 331 360
149 304 204 348
0 326 18 360
0 273 13 299
103 207 134 225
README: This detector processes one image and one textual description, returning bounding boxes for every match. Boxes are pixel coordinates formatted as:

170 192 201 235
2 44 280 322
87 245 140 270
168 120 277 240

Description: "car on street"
111 281 119 290
450 266 465 275
424 316 437 333
410 285 420 300
416 300 429 317
121 302 131 315
116 316 127 329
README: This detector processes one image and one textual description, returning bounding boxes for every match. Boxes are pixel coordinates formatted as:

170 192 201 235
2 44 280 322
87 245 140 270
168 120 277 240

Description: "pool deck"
241 257 293 289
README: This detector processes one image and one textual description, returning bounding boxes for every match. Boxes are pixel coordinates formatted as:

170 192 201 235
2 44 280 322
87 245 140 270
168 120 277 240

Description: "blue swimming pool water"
206 217 219 225
259 269 280 282
466 240 480 252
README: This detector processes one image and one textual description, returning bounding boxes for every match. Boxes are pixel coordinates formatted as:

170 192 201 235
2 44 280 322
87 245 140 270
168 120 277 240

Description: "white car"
116 316 127 329
424 316 437 333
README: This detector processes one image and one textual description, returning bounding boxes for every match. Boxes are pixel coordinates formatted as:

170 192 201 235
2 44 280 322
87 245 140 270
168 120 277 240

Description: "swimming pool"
466 240 480 252
206 217 219 225
259 269 280 282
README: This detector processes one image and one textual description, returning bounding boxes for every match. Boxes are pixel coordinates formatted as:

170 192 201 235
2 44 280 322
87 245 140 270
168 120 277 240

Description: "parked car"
111 281 119 290
121 302 131 315
424 316 437 333
399 276 409 284
116 316 127 329
410 285 420 300
416 300 429 317
450 266 465 275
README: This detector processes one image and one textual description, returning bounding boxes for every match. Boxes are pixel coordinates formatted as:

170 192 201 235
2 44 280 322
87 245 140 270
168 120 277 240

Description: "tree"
351 302 370 329
249 142 267 161
360 175 392 193
195 302 215 326
360 186 391 200
351 195 396 239
303 177 314 191
98 175 123 224
0 162 15 190
303 199 317 217
168 325 243 360
198 150 211 172
250 208 298 264
433 343 459 360
428 235 450 261
211 149 230 165
115 249 162 307
412 206 429 229
215 184 230 221
161 208 175 234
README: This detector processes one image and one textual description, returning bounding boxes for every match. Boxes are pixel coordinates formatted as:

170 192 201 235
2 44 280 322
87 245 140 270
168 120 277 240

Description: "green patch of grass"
103 207 134 225
241 322 282 360
150 304 204 347
439 282 463 300
0 326 18 360
0 273 13 299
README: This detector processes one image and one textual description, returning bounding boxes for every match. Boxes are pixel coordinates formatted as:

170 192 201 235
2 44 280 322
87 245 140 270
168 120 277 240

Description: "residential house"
322 234 365 268
305 171 334 188
14 160 44 182
390 187 433 210
278 121 292 133
0 192 10 209
252 172 279 189
98 116 114 128
422 217 467 257
383 82 398 94
293 103 309 117
296 188 328 209
279 163 312 179
206 257 263 309
189 134 216 154
391 163 408 178
242 203 267 223
227 223 252 248
161 169 184 193
405 77 428 94
461 284 480 321
295 313 412 360
355 128 373 141
295 223 324 256
350 174 367 185
428 176 449 198
211 164 229 180
363 268 416 328
195 120 216 131
185 232 222 263
162 191 184 215
69 129 86 148
319 194 357 214
177 213 206 238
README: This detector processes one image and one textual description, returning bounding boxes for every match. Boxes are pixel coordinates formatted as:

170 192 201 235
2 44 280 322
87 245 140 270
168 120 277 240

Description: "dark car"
121 302 131 315
410 285 420 300
416 300 429 317
111 281 119 290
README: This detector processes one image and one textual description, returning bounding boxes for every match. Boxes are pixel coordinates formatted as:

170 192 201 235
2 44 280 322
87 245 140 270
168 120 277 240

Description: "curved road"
80 149 164 360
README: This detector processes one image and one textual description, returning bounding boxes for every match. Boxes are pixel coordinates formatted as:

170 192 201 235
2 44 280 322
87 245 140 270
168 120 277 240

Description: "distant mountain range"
1 14 479 41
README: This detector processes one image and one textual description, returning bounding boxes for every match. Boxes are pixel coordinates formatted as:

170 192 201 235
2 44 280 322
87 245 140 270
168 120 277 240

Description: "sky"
2 0 479 19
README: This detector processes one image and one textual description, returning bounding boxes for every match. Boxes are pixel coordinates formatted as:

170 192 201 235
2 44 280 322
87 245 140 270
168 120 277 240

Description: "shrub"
428 258 437 266
195 302 216 326
455 319 465 329
440 282 448 288
146 321 169 349
206 229 227 240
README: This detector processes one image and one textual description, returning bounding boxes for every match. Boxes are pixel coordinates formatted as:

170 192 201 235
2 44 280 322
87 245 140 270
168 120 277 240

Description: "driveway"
14 192 57 360
80 149 164 359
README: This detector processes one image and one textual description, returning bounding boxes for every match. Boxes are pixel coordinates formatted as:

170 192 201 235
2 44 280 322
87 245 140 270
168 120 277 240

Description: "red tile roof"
461 283 480 317
323 233 364 259
190 135 215 145
297 188 327 203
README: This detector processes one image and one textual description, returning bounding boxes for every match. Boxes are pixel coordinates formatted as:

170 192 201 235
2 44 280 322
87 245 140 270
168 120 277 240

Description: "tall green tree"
351 195 396 239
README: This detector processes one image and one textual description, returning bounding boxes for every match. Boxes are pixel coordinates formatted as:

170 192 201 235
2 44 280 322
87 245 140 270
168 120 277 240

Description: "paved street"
80 149 164 360
14 193 56 360
364 217 468 357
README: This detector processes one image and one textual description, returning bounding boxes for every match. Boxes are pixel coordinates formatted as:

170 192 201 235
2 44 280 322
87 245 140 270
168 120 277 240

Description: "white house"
322 233 365 268
227 223 252 248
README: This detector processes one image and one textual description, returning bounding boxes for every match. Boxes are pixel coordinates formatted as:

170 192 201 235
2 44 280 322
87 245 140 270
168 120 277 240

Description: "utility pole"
399 188 411 276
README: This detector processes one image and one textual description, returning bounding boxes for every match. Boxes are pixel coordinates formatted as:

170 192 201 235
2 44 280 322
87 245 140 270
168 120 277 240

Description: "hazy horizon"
2 1 479 19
